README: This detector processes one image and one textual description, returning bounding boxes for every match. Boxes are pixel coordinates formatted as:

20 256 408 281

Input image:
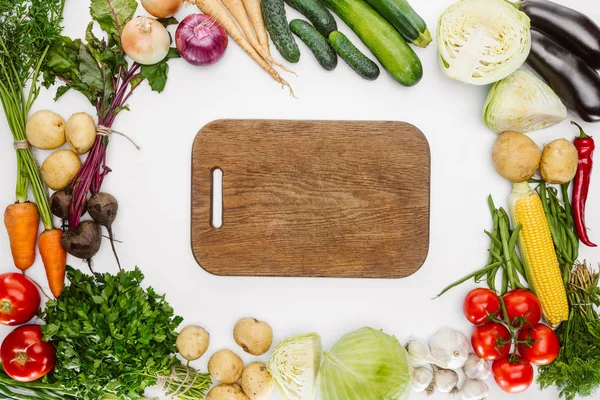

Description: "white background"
1 0 600 399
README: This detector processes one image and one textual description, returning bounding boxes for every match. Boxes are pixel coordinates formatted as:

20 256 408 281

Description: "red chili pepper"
572 121 596 247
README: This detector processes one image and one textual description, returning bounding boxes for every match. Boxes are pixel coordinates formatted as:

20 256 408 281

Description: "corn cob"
509 182 569 327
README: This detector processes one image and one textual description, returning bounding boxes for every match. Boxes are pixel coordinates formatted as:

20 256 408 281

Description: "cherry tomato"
1 324 56 382
471 322 511 360
463 288 501 325
517 323 560 365
0 273 41 326
503 289 542 328
492 356 534 393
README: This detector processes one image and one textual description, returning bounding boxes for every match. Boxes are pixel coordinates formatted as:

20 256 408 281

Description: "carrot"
4 202 39 271
241 0 270 56
196 0 294 94
38 228 66 298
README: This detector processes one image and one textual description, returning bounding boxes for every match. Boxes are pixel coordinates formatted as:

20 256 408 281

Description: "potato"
26 110 66 150
492 131 541 183
208 349 244 384
176 325 210 361
41 150 81 190
66 112 96 155
241 362 274 400
233 318 273 356
540 138 578 184
206 384 250 400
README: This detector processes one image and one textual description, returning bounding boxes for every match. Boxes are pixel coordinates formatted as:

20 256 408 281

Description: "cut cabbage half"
437 0 531 85
483 68 567 133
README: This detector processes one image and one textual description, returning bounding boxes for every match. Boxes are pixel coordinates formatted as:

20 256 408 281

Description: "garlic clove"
459 379 489 400
463 353 491 381
411 367 433 393
405 339 432 367
432 366 459 394
429 328 470 369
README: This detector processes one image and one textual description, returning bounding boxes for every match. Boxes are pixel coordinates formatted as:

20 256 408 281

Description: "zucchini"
362 0 431 48
262 0 301 63
320 0 422 86
329 31 379 80
284 0 337 37
290 20 338 71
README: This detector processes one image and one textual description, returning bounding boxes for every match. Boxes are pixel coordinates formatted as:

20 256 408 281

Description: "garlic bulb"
459 379 489 400
405 339 431 367
429 328 470 369
411 367 433 393
463 353 491 381
432 366 459 394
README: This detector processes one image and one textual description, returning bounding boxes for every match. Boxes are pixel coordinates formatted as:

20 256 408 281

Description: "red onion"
176 14 228 66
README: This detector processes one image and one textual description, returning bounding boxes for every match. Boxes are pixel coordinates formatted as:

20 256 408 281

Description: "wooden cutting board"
191 120 430 278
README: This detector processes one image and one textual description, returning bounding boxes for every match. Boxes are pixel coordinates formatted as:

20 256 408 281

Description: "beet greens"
45 0 179 232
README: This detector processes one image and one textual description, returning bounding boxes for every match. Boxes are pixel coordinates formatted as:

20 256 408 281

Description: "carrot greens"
0 0 65 229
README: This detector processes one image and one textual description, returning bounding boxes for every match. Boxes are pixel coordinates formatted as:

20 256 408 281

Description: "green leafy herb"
538 262 600 400
40 267 210 400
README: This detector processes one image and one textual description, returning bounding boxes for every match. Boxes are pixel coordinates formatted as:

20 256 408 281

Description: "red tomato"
472 322 511 360
1 324 55 382
463 288 501 325
492 356 534 393
503 289 542 328
0 273 41 326
517 323 560 365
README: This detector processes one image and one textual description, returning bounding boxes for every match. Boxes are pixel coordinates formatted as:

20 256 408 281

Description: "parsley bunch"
538 262 600 400
40 267 210 400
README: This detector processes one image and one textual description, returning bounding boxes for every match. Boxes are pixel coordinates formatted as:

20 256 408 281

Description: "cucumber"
362 0 431 47
262 0 301 63
284 0 337 37
290 20 338 71
321 0 422 86
328 31 379 80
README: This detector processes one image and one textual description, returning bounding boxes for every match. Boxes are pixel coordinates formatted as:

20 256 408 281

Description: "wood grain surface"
191 120 430 278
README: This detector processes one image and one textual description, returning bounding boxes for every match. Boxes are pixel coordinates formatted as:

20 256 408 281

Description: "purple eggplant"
527 30 600 122
519 0 600 69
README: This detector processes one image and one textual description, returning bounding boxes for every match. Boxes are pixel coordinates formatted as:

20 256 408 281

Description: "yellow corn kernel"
509 182 569 327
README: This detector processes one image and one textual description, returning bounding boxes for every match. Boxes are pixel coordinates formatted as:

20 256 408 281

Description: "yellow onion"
141 0 184 18
122 17 170 65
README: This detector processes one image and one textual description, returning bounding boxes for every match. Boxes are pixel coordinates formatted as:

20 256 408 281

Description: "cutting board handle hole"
211 168 223 228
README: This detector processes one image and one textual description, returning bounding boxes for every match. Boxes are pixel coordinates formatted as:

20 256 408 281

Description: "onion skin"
176 14 228 66
122 17 170 65
141 0 183 18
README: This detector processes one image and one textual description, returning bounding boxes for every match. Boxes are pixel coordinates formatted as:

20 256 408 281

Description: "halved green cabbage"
483 68 567 133
437 0 531 85
319 327 411 400
267 333 322 400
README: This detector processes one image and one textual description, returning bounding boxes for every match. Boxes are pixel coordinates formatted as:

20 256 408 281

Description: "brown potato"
208 349 244 384
540 139 578 184
241 362 274 400
26 110 66 150
66 112 96 155
492 131 541 183
206 384 250 400
176 325 210 361
41 150 81 190
234 318 273 356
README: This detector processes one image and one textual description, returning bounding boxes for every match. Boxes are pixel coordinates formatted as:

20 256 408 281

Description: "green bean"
499 216 517 289
511 249 526 280
539 182 550 215
487 265 499 292
484 230 503 248
435 261 505 298
501 267 509 295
